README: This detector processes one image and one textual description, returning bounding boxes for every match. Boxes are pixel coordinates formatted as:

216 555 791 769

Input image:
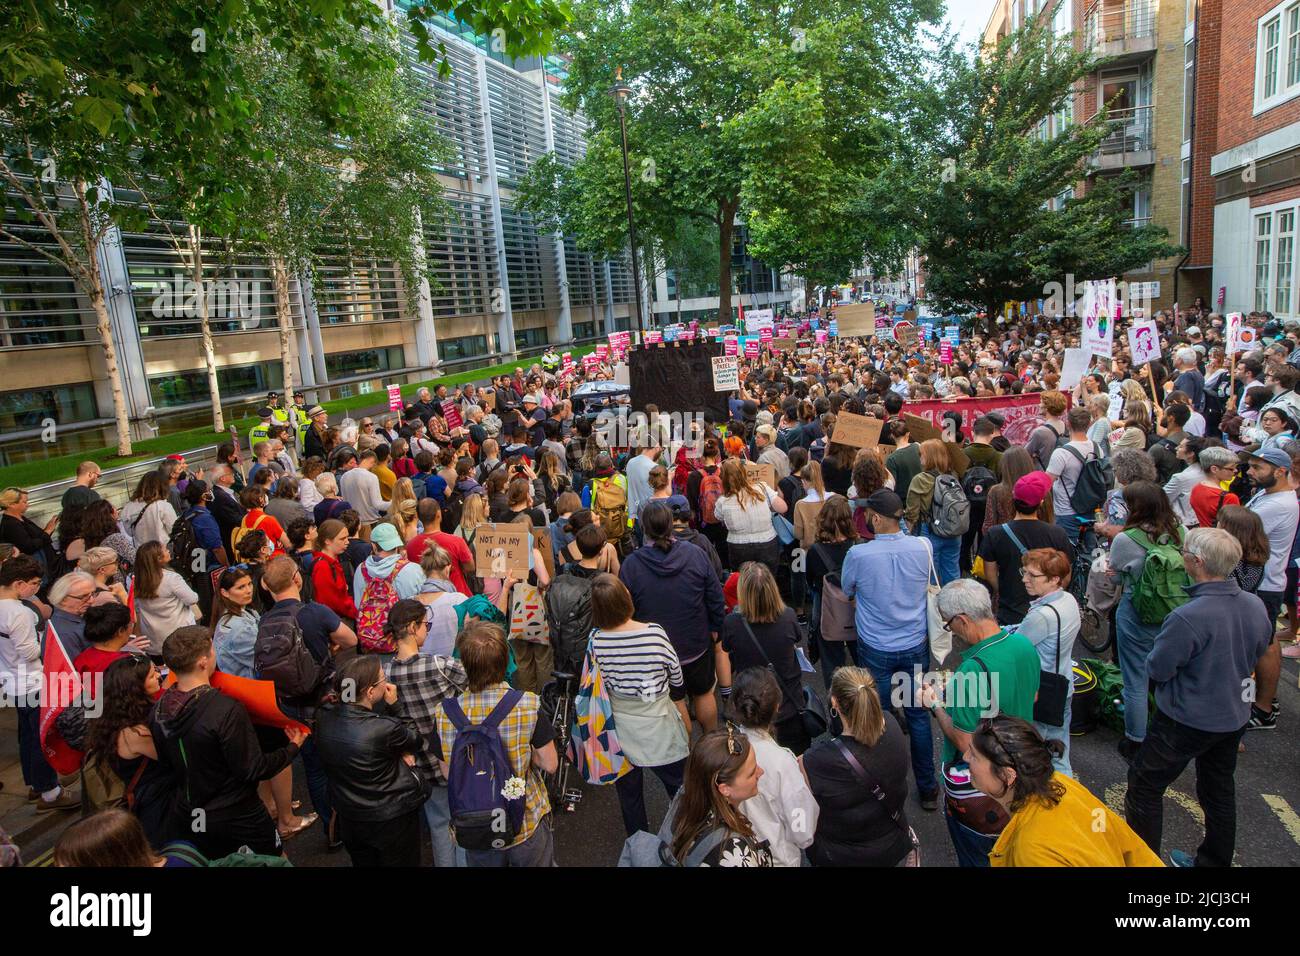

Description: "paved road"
12 648 1300 868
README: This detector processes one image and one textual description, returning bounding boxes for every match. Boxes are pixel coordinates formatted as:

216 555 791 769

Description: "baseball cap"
369 522 403 552
863 488 903 520
669 498 693 522
522 393 540 405
1186 325 1202 337
1013 471 1053 508
1246 446 1292 469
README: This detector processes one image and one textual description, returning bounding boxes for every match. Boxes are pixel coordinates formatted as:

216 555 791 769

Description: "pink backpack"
356 558 409 653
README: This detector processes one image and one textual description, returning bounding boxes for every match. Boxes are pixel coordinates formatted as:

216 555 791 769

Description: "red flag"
737 298 745 327
39 621 85 775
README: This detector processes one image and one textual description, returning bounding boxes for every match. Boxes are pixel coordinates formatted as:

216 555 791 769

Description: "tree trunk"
717 198 737 326
77 185 132 457
190 224 224 432
271 254 296 408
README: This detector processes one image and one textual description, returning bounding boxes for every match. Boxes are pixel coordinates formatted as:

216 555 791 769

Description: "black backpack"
292 551 317 603
544 567 594 674
442 485 467 534
168 512 203 584
254 600 328 701
1064 443 1112 515
961 465 997 505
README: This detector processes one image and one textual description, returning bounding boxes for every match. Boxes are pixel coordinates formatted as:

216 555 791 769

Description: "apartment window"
1187 0 1196 26
1277 210 1296 314
1054 0 1070 36
1257 213 1274 312
1183 40 1196 143
1256 3 1300 112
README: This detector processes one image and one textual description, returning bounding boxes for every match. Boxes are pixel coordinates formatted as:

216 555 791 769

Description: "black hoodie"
151 684 299 816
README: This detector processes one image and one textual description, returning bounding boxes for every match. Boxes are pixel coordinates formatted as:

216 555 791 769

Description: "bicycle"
1069 544 1113 654
538 668 583 813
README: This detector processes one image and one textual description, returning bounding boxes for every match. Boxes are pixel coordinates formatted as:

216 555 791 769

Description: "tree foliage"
872 15 1181 320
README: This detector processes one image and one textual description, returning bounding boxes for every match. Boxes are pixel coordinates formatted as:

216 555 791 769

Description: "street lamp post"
609 67 643 336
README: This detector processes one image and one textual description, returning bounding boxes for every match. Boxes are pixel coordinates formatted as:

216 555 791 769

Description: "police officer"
266 391 292 430
541 346 561 374
249 406 274 451
291 393 312 448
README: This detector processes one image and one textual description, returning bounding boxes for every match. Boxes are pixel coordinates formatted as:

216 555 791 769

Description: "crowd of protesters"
0 298 1292 868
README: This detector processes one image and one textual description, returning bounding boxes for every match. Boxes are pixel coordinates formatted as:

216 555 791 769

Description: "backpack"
928 473 970 538
1064 443 1112 515
292 551 316 603
80 752 146 816
698 467 724 526
230 512 270 554
168 512 202 584
440 690 527 850
1033 423 1067 468
1124 528 1191 625
544 569 594 674
591 476 629 545
1203 373 1231 426
160 842 294 868
818 569 857 642
961 465 997 505
356 559 410 654
254 599 329 700
442 485 467 534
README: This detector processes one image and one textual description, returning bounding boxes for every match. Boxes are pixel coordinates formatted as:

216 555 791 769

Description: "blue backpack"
440 690 527 851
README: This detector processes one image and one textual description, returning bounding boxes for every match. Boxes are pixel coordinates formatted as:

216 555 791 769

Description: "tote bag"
569 631 634 785
924 541 950 663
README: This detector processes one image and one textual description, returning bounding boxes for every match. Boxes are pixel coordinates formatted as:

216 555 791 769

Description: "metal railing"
1122 216 1152 230
1095 105 1154 160
1083 0 1157 53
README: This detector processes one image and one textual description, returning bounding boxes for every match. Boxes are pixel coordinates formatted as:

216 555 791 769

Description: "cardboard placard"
474 523 532 577
711 355 739 391
533 524 555 583
772 337 795 352
744 460 777 490
894 322 918 350
830 411 883 448
903 413 942 443
835 302 875 337
903 309 917 323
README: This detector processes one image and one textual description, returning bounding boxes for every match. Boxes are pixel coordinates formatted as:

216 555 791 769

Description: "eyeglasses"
1020 569 1047 580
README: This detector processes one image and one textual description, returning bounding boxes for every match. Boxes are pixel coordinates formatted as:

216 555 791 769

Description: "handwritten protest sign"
474 524 532 577
743 460 777 490
711 355 739 391
830 411 883 448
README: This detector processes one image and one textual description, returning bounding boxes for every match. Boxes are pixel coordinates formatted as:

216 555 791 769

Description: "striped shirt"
591 623 686 700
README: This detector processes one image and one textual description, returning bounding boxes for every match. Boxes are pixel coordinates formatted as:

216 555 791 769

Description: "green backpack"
1125 528 1191 626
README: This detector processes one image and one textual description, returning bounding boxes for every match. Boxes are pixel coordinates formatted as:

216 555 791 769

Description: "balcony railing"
1094 105 1154 165
1122 216 1152 230
1084 0 1157 58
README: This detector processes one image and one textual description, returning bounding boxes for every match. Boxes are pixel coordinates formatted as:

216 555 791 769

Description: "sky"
940 0 997 51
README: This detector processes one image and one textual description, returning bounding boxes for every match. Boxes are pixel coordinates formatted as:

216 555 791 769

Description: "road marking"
1262 794 1300 848
25 847 53 868
1104 783 1203 826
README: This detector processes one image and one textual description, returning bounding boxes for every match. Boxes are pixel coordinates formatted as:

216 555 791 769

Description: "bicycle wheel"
1076 604 1111 653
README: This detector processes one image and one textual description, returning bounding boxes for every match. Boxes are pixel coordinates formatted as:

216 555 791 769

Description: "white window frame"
1256 211 1276 314
1256 0 1300 114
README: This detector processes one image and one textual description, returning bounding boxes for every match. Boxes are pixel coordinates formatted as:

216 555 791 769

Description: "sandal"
278 813 318 840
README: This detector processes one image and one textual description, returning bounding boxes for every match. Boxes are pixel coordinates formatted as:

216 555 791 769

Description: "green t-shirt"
941 629 1041 765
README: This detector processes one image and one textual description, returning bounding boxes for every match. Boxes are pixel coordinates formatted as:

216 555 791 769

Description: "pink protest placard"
815 329 828 344
940 341 953 365
759 327 773 343
724 337 738 356
744 339 760 358
442 401 463 430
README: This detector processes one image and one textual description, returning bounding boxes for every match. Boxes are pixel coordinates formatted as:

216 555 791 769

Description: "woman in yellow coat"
967 716 1163 867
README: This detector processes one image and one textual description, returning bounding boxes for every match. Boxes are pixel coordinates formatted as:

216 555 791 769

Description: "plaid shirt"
389 652 468 786
434 682 550 845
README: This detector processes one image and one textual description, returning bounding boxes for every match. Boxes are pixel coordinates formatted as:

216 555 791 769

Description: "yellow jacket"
989 773 1163 867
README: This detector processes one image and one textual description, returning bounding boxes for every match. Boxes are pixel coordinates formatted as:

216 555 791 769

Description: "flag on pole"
39 621 85 775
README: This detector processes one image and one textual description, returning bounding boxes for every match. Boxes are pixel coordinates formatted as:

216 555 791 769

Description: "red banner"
903 393 1064 445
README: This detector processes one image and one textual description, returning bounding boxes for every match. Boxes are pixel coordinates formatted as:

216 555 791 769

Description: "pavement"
8 643 1300 868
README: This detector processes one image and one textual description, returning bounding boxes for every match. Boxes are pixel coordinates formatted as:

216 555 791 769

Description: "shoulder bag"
738 615 828 739
833 737 920 858
1026 601 1069 727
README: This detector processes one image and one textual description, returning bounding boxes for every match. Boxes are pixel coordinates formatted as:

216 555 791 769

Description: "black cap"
257 406 274 419
863 488 904 520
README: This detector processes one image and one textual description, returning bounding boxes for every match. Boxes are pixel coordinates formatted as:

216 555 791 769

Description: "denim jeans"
465 814 555 867
1125 709 1246 867
1035 696 1073 777
614 759 686 836
945 803 997 867
922 524 961 585
421 784 466 867
1115 593 1160 742
17 702 57 793
281 702 334 838
855 639 937 798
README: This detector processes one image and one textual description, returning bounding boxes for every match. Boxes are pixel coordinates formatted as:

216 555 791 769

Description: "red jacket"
312 550 357 620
